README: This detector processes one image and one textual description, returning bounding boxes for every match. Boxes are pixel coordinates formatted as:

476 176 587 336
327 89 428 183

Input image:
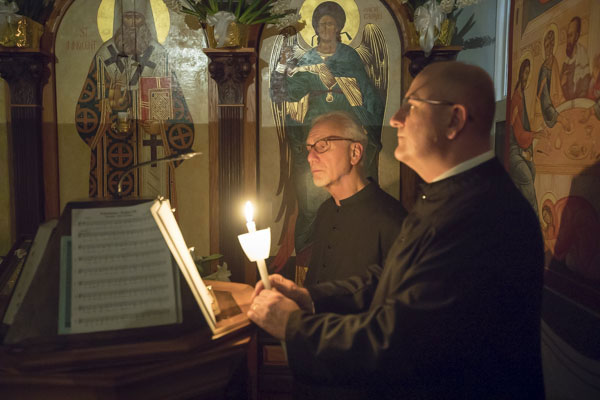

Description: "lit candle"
244 201 256 233
238 201 271 290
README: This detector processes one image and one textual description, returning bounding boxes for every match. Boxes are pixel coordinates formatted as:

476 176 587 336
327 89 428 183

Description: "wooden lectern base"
0 280 256 400
0 201 257 399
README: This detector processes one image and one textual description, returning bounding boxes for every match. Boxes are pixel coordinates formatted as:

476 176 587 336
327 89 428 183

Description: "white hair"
311 111 368 148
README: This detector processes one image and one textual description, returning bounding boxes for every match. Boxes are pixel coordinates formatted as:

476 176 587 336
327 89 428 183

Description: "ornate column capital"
0 50 51 105
204 48 255 105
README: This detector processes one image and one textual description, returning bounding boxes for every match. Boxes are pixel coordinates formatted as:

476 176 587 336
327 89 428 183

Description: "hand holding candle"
238 201 271 290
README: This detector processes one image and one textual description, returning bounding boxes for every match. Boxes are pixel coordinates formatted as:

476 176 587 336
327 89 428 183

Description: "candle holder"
238 228 271 289
112 110 132 133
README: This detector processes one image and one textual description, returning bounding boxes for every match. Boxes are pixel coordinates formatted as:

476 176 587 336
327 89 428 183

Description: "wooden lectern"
0 200 256 400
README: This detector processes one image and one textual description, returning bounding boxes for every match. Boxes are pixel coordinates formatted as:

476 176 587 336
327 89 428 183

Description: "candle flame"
244 201 254 223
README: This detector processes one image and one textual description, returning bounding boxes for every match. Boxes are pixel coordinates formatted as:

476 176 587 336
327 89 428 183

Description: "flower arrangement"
402 0 492 55
165 0 298 26
165 0 298 47
0 0 53 48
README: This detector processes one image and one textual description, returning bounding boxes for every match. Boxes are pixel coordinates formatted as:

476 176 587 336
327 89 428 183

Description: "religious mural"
262 0 396 276
509 0 600 311
74 0 194 200
56 0 209 255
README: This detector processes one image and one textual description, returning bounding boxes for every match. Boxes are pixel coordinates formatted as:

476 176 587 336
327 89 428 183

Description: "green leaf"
235 0 244 18
201 253 224 262
195 263 205 276
208 0 219 14
462 35 495 50
238 0 269 24
456 13 476 40
244 1 275 24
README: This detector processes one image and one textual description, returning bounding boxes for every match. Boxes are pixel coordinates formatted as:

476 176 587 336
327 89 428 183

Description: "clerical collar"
338 180 375 207
431 150 495 182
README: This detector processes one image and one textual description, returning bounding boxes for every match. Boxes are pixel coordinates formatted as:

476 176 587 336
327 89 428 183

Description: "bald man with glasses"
249 62 544 399
301 111 406 289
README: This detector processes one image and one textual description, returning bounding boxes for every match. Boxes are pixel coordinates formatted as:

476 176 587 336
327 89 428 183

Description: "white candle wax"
257 259 271 290
242 201 271 288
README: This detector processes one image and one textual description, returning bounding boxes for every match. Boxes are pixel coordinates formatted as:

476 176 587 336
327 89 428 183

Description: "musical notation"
61 203 180 334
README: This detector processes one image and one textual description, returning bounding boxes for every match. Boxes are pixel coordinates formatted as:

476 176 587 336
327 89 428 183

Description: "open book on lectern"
149 198 217 331
58 199 245 340
150 198 249 339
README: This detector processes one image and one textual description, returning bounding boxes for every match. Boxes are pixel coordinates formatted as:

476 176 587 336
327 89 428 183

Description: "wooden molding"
0 50 52 237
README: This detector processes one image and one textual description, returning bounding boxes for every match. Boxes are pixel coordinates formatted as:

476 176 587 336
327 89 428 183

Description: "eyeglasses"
401 96 456 112
400 96 474 121
306 136 355 154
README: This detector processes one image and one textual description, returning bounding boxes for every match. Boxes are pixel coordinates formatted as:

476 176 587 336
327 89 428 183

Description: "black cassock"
305 181 406 287
286 158 545 400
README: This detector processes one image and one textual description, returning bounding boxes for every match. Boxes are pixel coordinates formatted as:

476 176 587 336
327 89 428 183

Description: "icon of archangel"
75 0 194 200
268 0 388 271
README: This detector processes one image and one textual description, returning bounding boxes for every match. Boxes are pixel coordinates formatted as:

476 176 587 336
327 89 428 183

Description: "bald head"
390 61 496 181
419 61 496 135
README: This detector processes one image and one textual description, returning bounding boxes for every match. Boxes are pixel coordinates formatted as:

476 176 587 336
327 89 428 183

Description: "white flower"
206 11 237 47
414 0 446 56
272 12 299 29
204 262 232 282
271 0 290 14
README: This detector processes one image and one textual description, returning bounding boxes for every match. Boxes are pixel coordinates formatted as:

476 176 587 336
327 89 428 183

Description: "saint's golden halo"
298 0 360 47
98 0 170 44
542 23 559 56
539 191 558 228
540 191 557 207
518 49 533 89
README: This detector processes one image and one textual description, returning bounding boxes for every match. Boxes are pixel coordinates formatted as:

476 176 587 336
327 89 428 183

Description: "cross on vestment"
143 134 163 167
130 46 157 86
104 45 126 72
103 45 157 86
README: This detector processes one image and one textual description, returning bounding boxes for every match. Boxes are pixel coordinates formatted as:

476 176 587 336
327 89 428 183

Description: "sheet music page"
68 202 179 334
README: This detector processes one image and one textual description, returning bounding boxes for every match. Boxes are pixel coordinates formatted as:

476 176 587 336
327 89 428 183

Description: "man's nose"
390 107 406 127
307 147 318 163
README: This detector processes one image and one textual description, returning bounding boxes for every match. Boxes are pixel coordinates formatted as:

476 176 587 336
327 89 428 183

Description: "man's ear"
446 104 468 140
350 142 364 166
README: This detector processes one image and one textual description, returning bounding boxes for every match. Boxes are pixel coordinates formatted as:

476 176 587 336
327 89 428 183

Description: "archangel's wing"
355 23 388 104
268 28 308 273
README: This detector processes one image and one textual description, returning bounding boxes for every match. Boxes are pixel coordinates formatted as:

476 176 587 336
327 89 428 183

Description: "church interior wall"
0 0 599 398
257 0 402 256
54 0 211 257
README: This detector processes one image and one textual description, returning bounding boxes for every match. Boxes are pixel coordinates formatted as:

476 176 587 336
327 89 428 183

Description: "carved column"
0 50 51 238
204 49 256 283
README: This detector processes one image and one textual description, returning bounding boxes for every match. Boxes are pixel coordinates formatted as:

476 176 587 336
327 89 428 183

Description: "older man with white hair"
302 111 406 287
